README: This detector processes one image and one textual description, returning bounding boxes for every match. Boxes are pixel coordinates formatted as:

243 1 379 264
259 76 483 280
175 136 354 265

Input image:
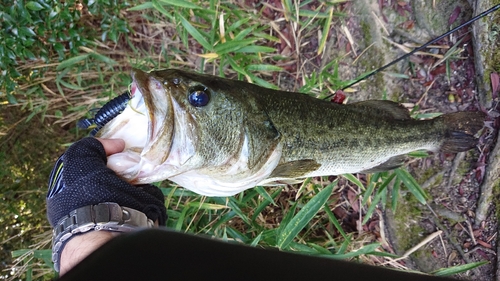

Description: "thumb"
96 138 125 156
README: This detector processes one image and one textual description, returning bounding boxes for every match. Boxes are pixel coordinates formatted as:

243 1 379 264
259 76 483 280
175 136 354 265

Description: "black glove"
46 137 167 227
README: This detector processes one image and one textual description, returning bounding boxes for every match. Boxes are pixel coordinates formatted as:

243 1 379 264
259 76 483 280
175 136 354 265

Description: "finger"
96 138 125 156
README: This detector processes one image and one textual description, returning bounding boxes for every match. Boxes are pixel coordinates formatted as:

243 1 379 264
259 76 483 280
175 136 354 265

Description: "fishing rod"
324 3 500 100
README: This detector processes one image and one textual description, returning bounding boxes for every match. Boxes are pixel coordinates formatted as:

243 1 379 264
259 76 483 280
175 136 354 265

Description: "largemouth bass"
98 69 485 196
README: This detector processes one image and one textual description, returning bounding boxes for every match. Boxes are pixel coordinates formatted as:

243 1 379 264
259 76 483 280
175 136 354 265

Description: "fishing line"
128 99 145 115
324 4 500 99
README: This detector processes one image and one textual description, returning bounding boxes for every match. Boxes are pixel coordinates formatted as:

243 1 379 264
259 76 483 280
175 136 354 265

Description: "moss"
493 179 500 221
360 22 372 46
477 0 500 106
419 166 444 187
390 193 426 253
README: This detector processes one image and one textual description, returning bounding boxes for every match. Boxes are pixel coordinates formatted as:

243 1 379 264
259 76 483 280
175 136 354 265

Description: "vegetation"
0 0 487 280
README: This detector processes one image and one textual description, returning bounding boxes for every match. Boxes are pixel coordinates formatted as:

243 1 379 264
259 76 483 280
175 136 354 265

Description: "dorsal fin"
350 100 411 120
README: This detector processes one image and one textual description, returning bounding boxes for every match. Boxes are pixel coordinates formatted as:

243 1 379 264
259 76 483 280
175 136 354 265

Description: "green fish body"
98 69 485 196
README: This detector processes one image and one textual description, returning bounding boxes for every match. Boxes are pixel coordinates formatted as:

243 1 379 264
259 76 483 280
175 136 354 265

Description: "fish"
97 68 485 196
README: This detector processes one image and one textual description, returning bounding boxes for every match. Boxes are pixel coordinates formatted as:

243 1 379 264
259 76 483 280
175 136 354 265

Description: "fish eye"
188 85 210 107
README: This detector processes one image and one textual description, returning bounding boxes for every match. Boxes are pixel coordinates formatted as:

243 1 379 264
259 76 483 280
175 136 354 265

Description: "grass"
0 0 488 280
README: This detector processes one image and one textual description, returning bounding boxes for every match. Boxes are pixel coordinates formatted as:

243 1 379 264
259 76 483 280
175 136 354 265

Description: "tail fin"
439 111 485 153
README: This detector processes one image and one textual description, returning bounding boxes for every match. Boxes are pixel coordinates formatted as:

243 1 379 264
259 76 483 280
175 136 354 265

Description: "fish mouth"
102 69 169 179
106 69 193 183
131 69 172 162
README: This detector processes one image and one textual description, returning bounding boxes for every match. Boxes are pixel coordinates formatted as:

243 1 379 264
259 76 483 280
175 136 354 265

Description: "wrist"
59 231 118 275
52 202 155 272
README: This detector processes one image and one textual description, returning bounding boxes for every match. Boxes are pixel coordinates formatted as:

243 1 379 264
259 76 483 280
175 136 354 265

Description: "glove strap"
52 202 154 272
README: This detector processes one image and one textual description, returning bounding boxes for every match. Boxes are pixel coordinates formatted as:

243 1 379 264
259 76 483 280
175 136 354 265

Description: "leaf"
57 79 84 90
158 0 201 9
433 261 489 276
491 72 499 95
19 27 36 37
251 188 281 222
177 13 212 51
254 186 276 204
56 54 89 70
394 168 427 204
90 53 117 65
327 242 381 259
26 1 44 11
414 112 442 119
323 206 349 241
235 45 276 53
245 64 283 72
277 181 335 249
342 174 365 191
188 202 228 210
214 38 256 55
127 2 154 11
196 53 218 59
246 73 279 89
152 0 173 20
7 93 18 104
407 150 429 157
391 176 401 210
317 7 333 55
250 232 263 247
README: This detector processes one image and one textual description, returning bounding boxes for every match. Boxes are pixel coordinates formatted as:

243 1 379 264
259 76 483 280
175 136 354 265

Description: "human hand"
47 137 167 227
46 137 167 272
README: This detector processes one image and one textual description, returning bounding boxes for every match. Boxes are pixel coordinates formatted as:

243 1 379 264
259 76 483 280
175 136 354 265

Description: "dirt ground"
317 0 500 280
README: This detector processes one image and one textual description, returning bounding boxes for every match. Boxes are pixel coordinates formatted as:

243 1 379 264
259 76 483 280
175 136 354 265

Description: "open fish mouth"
100 69 181 182
97 74 156 177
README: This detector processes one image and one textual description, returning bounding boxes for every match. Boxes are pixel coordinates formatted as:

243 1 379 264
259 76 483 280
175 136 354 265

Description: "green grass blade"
246 73 279 89
361 179 377 205
213 38 257 55
394 168 428 204
362 189 383 224
327 242 381 259
336 235 351 255
277 181 335 250
56 54 89 70
250 232 263 247
342 173 365 191
432 261 489 276
33 249 53 267
227 197 251 225
90 53 117 65
254 186 276 205
323 206 349 241
245 64 283 72
152 0 174 20
177 13 212 51
188 201 228 210
391 175 401 210
127 2 154 11
376 172 396 194
235 45 276 53
251 188 281 222
158 0 201 9
317 6 333 55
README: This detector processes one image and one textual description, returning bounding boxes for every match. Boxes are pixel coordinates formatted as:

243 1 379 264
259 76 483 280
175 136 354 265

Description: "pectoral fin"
245 112 281 169
269 159 321 178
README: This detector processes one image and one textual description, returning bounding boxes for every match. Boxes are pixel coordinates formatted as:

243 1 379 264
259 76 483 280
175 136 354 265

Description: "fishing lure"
78 91 131 136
